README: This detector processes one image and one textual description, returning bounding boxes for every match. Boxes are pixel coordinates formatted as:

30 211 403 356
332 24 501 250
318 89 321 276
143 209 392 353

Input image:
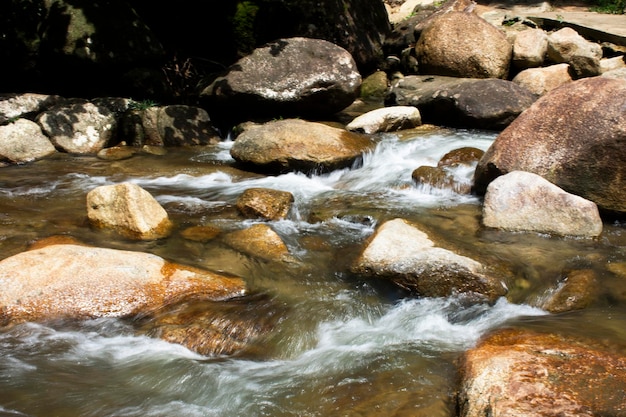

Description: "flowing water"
0 127 625 417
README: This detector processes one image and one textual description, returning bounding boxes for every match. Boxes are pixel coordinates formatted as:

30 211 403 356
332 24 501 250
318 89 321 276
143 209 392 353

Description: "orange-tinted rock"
236 188 294 220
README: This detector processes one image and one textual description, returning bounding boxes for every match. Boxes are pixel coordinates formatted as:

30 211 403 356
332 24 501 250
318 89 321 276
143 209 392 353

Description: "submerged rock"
540 269 598 313
236 188 294 221
223 223 292 262
458 328 626 417
351 218 507 302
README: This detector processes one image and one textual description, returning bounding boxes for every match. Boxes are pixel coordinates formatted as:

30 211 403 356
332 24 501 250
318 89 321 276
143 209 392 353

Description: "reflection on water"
0 128 625 416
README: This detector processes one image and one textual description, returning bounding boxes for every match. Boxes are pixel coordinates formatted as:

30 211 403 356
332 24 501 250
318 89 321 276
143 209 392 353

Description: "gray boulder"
120 104 221 147
415 11 512 79
482 171 602 237
474 77 626 214
37 101 117 154
230 119 374 174
0 119 56 164
386 76 537 130
351 218 507 302
0 93 63 125
202 37 361 123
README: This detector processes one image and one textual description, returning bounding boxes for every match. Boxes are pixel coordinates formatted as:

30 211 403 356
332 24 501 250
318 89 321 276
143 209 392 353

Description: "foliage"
590 0 625 13
233 1 260 55
129 99 159 111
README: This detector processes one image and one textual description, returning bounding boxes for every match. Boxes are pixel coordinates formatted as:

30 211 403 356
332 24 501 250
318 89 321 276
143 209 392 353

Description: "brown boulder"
415 11 512 79
230 119 374 174
458 329 626 417
236 188 294 221
474 77 626 214
223 223 292 262
0 242 246 325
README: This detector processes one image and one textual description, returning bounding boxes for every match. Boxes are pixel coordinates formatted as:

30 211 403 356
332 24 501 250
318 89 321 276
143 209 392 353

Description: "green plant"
129 99 158 111
590 0 625 13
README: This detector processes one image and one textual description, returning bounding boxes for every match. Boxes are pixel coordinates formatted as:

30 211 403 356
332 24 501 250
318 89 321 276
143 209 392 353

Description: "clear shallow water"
0 127 625 417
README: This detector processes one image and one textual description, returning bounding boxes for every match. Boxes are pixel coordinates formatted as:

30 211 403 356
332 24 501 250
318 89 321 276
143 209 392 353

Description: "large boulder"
0 119 56 164
119 104 221 147
0 93 63 125
351 218 507 302
415 11 512 79
86 182 172 240
0 241 246 325
386 76 537 130
37 101 117 154
230 119 374 174
458 329 626 417
201 37 362 124
474 77 626 214
482 171 602 237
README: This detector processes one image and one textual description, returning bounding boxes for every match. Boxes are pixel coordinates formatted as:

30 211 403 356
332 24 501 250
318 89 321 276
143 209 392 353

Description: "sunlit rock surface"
482 171 602 237
0 241 247 325
474 77 626 214
230 119 374 174
86 182 172 240
458 329 626 417
351 218 507 302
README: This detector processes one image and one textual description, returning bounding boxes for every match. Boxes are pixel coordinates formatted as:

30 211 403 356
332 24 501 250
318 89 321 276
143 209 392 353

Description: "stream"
1 127 625 417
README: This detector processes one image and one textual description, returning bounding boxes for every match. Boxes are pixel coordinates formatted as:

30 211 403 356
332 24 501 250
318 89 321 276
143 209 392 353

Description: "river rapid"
1 127 625 417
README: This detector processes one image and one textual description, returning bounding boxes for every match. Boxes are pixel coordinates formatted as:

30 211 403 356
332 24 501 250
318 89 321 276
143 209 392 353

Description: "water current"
1 127 625 416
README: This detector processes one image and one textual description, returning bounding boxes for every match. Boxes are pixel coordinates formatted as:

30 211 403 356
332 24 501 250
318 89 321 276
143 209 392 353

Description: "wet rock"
512 63 573 96
458 328 626 417
386 76 536 130
223 223 291 262
483 171 602 237
415 11 512 79
0 242 246 325
230 119 374 174
236 188 294 221
96 145 136 161
141 294 282 357
412 165 459 191
512 28 548 69
181 225 221 242
0 93 64 125
540 269 598 313
438 147 484 168
351 218 507 302
37 101 116 154
547 27 603 78
346 106 422 134
201 37 361 123
0 119 56 164
119 104 221 147
474 77 626 214
86 182 172 240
